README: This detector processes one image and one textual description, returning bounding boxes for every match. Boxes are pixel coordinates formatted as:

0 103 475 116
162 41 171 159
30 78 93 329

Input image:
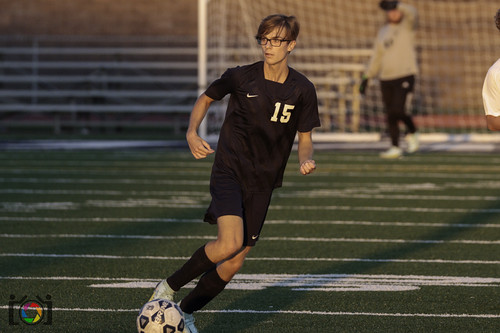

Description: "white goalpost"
199 0 499 137
198 0 208 138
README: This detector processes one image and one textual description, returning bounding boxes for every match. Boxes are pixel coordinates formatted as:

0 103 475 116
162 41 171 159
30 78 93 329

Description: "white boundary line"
0 216 497 228
0 169 498 181
270 205 500 214
1 253 498 265
202 309 500 319
1 188 500 202
0 305 497 319
2 153 500 163
2 273 499 293
2 154 500 164
2 201 500 213
1 163 499 175
0 233 497 245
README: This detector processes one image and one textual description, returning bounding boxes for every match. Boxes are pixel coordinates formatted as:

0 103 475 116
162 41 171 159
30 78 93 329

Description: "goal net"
203 0 499 135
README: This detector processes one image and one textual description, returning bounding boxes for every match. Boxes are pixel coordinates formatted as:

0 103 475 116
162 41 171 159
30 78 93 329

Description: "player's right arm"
397 2 418 30
486 116 500 131
186 93 216 159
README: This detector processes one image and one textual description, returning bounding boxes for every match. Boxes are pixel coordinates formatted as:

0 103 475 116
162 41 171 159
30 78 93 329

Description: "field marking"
2 200 500 213
3 154 500 164
2 273 499 293
201 309 500 319
0 160 213 168
0 170 496 180
88 274 500 292
266 220 500 228
0 189 211 197
2 160 500 175
0 216 497 228
0 233 498 245
0 177 210 186
2 156 500 166
1 253 498 265
271 205 500 214
322 155 500 164
2 187 500 202
0 305 497 319
2 180 499 192
1 171 498 189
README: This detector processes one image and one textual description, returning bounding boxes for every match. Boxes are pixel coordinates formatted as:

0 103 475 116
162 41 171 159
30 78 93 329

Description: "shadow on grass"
199 157 500 332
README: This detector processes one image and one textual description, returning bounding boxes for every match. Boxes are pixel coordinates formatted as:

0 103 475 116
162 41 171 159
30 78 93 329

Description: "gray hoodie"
364 2 418 81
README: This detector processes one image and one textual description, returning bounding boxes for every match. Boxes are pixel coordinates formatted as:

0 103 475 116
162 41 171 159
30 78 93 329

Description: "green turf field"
0 149 499 332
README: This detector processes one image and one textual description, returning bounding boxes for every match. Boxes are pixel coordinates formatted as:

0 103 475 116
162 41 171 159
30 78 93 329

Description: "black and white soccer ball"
137 299 185 333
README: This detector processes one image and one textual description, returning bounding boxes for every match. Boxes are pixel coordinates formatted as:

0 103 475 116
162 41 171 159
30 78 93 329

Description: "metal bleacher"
0 36 370 135
0 36 199 134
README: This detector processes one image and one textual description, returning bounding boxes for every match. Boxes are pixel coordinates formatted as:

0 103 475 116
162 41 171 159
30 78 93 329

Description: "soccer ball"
137 299 185 333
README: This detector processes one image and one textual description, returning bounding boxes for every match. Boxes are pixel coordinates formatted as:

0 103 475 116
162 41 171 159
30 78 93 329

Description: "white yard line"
2 201 500 213
1 273 499 292
0 217 497 228
0 305 497 318
0 170 497 187
270 205 500 214
2 188 500 201
0 189 211 197
0 253 498 265
201 309 500 319
0 233 497 245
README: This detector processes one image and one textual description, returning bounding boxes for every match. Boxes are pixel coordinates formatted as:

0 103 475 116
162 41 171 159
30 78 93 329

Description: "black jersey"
205 61 320 191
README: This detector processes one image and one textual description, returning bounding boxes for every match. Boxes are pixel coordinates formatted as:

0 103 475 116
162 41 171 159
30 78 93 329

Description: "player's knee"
226 241 244 258
217 238 244 259
224 255 246 274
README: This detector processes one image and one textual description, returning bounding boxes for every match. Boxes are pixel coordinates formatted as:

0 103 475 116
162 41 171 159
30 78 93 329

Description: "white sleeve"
482 63 500 117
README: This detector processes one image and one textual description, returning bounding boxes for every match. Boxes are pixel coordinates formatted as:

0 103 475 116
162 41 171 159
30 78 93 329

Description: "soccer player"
359 1 419 159
482 9 500 131
150 14 320 333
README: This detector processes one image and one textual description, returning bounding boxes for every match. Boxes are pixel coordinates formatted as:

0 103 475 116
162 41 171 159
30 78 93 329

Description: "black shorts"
203 172 273 247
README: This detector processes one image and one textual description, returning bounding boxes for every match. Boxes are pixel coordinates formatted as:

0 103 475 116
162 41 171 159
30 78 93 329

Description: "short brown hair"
256 14 300 41
496 8 500 31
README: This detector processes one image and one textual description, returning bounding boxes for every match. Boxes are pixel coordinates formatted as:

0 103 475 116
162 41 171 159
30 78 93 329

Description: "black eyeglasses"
256 37 291 47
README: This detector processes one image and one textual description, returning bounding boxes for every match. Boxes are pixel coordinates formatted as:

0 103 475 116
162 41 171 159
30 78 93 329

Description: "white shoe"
149 279 175 302
406 133 419 153
380 146 403 159
183 312 199 333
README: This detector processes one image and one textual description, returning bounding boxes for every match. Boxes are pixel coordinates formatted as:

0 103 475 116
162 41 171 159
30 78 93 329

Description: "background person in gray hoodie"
360 0 419 159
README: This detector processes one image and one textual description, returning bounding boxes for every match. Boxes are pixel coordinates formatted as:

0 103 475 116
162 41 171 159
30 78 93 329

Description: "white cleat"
406 133 419 153
380 146 403 159
183 312 199 333
149 279 175 302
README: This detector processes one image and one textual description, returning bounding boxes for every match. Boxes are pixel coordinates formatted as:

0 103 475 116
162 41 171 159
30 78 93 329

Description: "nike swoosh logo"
251 235 259 240
247 93 258 98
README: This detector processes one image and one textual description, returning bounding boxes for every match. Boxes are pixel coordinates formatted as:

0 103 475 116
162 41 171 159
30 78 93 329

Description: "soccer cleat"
379 146 403 159
149 279 176 302
183 312 199 333
406 132 419 153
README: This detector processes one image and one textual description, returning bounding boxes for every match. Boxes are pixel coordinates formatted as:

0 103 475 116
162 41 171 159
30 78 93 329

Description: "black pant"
380 75 417 147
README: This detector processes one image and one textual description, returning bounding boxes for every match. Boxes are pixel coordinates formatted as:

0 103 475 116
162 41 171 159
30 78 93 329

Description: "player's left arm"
297 131 316 175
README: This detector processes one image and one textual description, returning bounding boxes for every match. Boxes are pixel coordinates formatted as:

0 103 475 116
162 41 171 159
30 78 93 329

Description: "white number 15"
270 102 295 123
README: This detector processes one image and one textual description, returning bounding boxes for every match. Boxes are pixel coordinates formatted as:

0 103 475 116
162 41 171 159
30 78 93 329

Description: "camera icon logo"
9 294 52 326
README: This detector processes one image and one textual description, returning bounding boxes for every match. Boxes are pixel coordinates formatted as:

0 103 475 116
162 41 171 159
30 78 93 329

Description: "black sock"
180 268 228 314
167 245 216 291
